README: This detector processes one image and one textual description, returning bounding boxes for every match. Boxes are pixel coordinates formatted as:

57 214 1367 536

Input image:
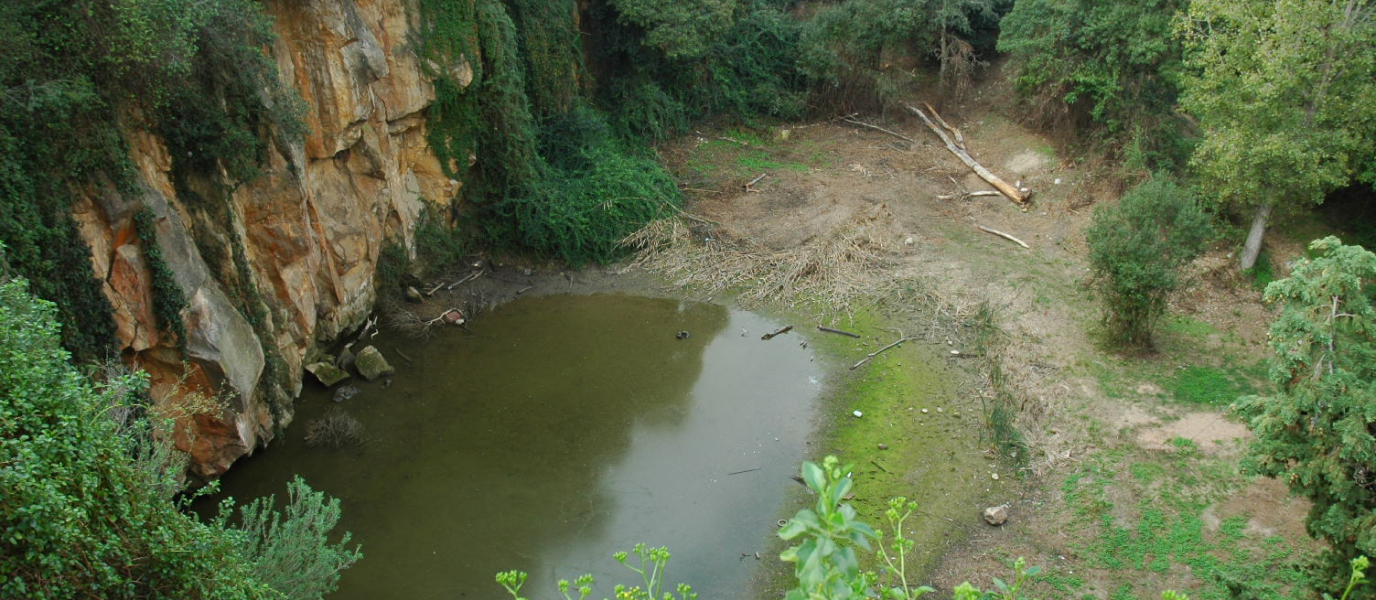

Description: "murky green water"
202 294 827 600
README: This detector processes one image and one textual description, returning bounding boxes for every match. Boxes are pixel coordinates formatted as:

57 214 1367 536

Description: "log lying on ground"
906 104 1028 209
937 190 1003 201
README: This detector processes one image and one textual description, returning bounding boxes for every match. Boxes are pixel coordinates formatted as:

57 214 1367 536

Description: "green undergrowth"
682 126 836 184
1082 314 1268 408
418 0 681 266
1041 446 1314 600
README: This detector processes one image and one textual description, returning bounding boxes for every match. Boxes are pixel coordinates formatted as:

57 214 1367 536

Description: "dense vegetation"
0 272 359 599
413 0 1011 267
997 0 1189 169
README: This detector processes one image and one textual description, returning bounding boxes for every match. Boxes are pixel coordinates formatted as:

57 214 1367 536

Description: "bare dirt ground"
633 62 1323 598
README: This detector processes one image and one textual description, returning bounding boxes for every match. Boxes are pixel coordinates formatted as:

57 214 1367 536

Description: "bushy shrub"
1085 177 1212 349
0 276 359 599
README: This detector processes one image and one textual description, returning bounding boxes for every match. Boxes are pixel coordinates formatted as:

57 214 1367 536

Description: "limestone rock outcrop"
70 0 461 479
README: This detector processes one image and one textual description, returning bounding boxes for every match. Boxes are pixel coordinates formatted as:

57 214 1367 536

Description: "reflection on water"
200 294 825 599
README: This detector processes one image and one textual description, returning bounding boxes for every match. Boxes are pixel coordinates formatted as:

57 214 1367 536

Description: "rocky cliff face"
70 0 457 479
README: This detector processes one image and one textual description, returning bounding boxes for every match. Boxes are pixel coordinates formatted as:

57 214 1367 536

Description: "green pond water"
201 294 831 600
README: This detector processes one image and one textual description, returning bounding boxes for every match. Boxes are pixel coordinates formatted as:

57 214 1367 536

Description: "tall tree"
1234 237 1376 596
1179 0 1376 270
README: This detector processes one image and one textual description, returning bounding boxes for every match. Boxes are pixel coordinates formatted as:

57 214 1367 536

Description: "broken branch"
817 325 861 338
977 225 1030 249
923 102 965 149
445 269 485 290
841 114 918 145
907 104 1028 208
745 172 768 192
937 190 1003 201
850 335 912 370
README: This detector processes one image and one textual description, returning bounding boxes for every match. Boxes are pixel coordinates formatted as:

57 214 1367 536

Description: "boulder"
982 504 1010 526
306 361 350 387
355 345 395 381
332 384 360 403
335 344 356 372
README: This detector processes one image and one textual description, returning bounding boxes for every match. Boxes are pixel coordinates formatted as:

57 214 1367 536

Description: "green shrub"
1235 237 1376 595
0 276 360 599
1244 249 1277 292
1086 177 1212 349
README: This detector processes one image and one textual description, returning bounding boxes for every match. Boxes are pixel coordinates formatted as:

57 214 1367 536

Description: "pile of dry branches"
621 205 904 316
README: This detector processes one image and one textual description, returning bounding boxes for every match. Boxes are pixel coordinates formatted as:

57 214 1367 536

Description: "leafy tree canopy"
609 0 740 60
1178 0 1376 268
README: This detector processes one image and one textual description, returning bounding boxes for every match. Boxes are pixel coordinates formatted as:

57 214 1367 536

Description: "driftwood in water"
906 104 1028 208
977 225 1030 249
850 336 912 370
761 325 794 340
817 325 861 338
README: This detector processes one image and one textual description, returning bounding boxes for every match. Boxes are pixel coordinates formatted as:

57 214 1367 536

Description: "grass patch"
682 126 826 181
1162 315 1218 339
1044 450 1314 600
1168 366 1255 407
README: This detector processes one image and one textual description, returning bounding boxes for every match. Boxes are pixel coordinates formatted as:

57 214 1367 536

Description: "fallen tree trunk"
906 104 1028 208
923 102 965 149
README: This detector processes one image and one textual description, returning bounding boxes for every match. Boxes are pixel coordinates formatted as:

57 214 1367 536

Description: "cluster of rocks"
303 343 396 403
